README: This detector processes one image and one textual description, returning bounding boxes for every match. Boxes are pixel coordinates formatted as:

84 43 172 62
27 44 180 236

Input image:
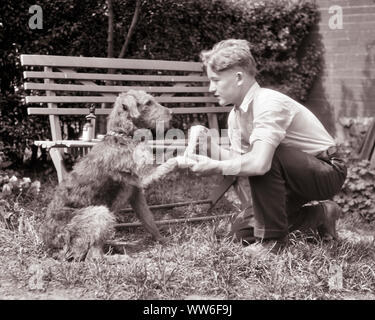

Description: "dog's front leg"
129 188 167 244
140 158 178 188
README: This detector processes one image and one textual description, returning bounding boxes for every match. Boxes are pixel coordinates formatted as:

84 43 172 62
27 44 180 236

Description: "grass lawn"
0 166 374 300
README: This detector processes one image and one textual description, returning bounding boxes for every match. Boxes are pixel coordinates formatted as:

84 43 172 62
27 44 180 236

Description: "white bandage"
184 125 209 156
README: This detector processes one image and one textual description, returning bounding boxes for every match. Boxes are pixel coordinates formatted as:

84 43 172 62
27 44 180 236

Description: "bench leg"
233 177 252 210
49 148 68 183
207 176 253 214
207 175 237 213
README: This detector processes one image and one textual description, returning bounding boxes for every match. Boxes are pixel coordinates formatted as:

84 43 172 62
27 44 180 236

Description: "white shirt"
228 82 335 155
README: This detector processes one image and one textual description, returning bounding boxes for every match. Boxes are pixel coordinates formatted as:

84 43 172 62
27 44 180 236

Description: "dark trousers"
230 145 347 242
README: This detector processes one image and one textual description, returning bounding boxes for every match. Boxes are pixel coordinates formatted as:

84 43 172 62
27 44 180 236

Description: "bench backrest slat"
20 55 203 72
24 83 210 93
23 71 209 83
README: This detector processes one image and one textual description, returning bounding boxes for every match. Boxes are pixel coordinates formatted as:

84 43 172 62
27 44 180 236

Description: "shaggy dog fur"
41 90 178 261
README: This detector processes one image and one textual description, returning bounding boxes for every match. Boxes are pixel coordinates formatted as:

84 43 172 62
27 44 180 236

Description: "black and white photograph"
0 0 374 305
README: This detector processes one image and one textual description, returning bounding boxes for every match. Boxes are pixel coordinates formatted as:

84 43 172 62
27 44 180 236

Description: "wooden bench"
20 54 243 214
20 54 233 181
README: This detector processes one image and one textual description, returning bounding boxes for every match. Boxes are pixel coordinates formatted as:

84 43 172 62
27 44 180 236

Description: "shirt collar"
237 81 260 112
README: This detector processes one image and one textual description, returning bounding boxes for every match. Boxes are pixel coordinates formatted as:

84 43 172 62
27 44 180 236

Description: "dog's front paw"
141 159 179 189
85 246 105 261
156 236 168 245
165 157 179 170
174 156 197 169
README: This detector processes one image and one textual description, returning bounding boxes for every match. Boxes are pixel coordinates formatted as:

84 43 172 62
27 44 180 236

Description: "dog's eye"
144 100 153 106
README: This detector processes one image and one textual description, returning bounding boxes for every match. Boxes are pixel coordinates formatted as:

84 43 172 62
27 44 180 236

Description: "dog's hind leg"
129 188 167 244
64 206 116 261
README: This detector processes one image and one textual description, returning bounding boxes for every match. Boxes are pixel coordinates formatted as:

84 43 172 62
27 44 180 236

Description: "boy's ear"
236 72 244 86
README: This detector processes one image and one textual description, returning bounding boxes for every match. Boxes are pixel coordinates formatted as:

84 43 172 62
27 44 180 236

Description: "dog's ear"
116 94 141 119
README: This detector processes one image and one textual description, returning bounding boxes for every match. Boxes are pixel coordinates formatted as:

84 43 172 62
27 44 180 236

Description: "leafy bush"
1 0 323 165
128 0 322 101
127 0 323 130
338 117 373 154
0 93 50 166
0 170 41 230
334 160 375 223
0 171 41 200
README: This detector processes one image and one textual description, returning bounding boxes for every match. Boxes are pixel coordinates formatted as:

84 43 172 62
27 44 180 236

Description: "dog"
40 90 179 261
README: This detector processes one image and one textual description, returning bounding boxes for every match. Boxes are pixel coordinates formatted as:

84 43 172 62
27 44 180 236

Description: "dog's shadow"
104 238 157 256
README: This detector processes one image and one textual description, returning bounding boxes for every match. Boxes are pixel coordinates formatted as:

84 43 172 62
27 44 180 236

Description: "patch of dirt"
0 277 91 300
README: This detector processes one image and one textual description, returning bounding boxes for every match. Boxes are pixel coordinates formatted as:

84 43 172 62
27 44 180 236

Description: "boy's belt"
316 146 339 160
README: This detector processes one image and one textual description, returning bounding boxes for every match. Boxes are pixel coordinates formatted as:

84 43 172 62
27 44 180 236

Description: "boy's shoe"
317 200 341 240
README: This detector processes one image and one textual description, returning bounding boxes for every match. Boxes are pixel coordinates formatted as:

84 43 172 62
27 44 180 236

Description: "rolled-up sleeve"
249 100 297 148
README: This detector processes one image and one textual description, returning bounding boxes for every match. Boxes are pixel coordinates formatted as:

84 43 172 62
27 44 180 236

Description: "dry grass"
0 169 374 300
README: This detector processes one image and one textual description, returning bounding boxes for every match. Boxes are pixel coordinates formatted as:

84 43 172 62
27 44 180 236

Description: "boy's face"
206 65 241 107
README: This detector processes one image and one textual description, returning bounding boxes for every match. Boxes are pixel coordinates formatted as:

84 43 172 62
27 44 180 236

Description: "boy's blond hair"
200 39 257 76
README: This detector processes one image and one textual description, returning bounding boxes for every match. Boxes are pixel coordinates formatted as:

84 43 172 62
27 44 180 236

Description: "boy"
184 39 347 255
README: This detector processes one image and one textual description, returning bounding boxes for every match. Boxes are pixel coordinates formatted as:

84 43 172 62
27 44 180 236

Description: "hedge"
0 0 323 166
